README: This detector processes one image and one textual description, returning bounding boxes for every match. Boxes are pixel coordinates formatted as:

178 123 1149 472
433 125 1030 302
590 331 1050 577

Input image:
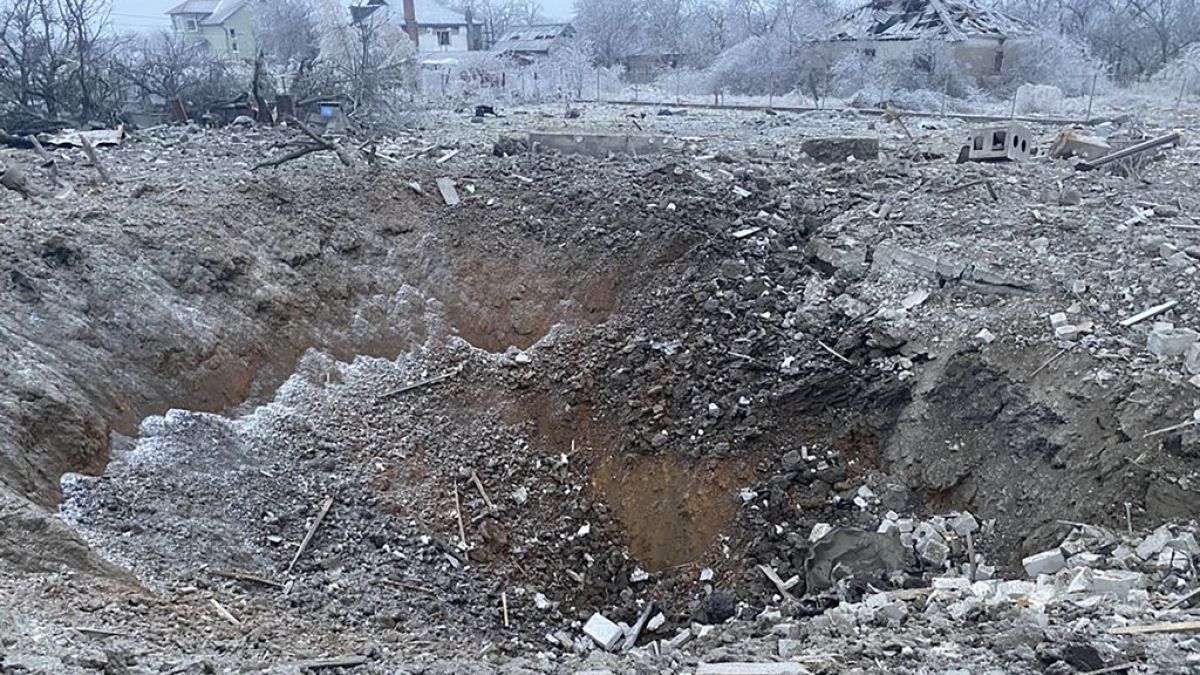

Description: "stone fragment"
1058 187 1082 206
1022 549 1066 577
932 576 970 591
1148 323 1199 358
901 289 929 309
1185 343 1200 375
435 177 460 206
1167 532 1200 556
917 535 949 567
583 612 623 651
664 628 693 651
1090 570 1146 598
1066 552 1104 568
1137 524 1174 560
778 638 804 658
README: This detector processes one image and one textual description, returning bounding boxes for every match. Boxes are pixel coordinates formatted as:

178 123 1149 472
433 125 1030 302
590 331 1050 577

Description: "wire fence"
408 54 1200 124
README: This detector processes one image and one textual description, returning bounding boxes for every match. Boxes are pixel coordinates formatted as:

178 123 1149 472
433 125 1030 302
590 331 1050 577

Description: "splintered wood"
288 495 334 573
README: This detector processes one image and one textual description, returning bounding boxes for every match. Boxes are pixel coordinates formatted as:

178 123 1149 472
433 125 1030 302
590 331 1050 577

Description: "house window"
438 30 451 46
230 39 239 53
994 49 1004 73
228 28 236 37
185 18 198 31
863 47 876 59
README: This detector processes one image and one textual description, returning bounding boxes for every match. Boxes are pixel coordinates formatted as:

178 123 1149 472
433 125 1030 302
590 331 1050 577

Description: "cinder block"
1022 549 1066 577
961 123 1035 162
583 612 623 651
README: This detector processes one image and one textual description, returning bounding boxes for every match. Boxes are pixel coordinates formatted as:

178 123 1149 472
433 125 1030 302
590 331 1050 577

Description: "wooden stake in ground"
288 495 333 573
501 591 510 628
453 482 468 551
28 135 62 187
79 135 111 183
470 470 497 514
211 568 284 589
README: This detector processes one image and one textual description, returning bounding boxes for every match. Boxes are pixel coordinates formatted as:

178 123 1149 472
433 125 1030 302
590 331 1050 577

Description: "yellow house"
167 0 257 61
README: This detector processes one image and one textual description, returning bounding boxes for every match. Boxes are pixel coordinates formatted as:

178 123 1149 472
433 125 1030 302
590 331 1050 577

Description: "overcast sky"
108 0 574 33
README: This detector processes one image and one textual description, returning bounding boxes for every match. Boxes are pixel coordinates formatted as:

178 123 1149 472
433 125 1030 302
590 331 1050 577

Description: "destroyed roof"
830 0 1034 42
492 23 574 54
166 0 251 24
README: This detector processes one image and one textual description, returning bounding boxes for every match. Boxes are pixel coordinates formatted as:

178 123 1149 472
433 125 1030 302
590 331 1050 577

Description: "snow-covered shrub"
831 41 976 108
999 30 1105 96
1014 83 1064 113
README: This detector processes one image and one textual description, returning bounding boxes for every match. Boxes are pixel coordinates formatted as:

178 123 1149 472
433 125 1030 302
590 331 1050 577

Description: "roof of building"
394 0 473 26
492 23 574 53
830 0 1034 42
166 0 251 25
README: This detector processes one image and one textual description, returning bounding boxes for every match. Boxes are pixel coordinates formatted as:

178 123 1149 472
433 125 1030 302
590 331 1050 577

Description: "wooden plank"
1109 620 1200 635
288 655 369 669
1118 300 1178 327
287 495 333 573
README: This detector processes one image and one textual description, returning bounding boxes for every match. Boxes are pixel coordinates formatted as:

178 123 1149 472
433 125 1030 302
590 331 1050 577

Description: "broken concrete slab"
42 126 125 148
1050 130 1111 161
801 136 879 163
1148 323 1199 358
1137 524 1175 560
873 243 1034 294
528 132 673 158
583 612 623 651
435 177 460 206
697 663 809 675
1022 549 1066 577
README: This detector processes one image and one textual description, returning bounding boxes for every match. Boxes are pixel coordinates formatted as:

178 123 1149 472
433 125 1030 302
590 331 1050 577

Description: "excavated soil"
2 110 1200 672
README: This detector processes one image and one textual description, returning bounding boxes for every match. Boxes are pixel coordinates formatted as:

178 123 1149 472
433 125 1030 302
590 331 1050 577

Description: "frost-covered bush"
831 41 976 108
999 30 1105 96
1156 43 1200 96
706 36 795 95
1014 83 1064 113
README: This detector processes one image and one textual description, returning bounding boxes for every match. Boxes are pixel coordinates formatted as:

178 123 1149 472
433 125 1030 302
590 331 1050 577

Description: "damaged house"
823 0 1036 81
491 23 576 64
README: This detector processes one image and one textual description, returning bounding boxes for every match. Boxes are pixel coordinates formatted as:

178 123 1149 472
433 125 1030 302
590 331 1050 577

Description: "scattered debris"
436 177 460 206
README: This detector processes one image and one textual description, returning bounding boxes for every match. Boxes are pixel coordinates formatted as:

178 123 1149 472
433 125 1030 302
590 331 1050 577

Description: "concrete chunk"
1185 342 1200 374
1022 549 1066 577
583 612 623 651
1148 324 1199 358
777 638 804 659
1090 569 1146 598
1137 524 1174 560
435 177 460 206
949 511 979 536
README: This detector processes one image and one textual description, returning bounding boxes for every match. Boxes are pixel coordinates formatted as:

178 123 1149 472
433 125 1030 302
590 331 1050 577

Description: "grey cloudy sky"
108 0 574 33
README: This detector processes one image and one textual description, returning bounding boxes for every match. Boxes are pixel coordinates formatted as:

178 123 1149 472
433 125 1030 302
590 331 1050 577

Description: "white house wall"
413 24 471 52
